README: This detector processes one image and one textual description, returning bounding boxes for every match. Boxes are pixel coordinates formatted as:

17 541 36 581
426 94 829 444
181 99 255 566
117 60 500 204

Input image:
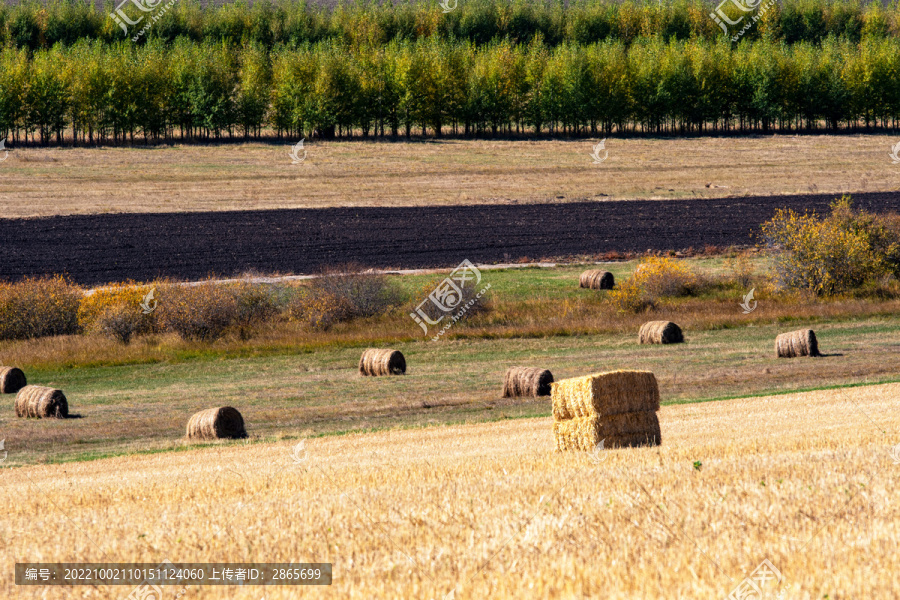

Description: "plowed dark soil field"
3 192 900 285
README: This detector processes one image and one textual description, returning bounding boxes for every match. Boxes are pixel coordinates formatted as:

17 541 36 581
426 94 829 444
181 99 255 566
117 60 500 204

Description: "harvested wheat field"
2 136 899 218
1 383 898 598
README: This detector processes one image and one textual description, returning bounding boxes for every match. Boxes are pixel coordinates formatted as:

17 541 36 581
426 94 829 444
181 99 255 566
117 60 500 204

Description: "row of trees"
5 0 900 49
3 36 900 145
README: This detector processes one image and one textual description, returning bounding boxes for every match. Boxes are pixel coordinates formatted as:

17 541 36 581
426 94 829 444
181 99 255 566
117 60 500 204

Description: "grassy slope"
2 135 899 217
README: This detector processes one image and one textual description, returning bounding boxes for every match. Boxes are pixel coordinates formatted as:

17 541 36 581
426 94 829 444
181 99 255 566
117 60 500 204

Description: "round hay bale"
502 367 554 398
639 321 683 344
186 407 247 440
15 385 68 419
0 366 27 394
775 329 820 358
359 348 406 376
579 270 614 290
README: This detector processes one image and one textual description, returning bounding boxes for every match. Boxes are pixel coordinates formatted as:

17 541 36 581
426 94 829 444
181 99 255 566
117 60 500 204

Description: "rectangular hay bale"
551 370 660 420
552 412 662 451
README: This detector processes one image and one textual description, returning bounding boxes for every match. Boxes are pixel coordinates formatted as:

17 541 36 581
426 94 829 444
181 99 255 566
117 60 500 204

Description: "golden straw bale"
638 321 683 344
0 366 26 394
579 270 615 290
502 367 553 398
775 329 820 358
550 370 660 421
359 349 406 376
15 385 68 418
186 407 247 440
552 412 662 451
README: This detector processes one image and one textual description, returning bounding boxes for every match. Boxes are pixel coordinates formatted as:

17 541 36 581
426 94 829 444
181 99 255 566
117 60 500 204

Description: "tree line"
4 0 900 50
3 36 900 145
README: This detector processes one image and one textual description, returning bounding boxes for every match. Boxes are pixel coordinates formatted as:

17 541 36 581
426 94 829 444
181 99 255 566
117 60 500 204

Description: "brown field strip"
4 192 900 285
2 383 898 598
2 136 900 218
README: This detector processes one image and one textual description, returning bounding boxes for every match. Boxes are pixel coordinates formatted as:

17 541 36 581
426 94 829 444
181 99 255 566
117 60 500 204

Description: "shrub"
0 275 82 340
231 281 282 339
607 278 652 313
288 287 353 330
95 303 141 345
609 257 700 312
288 267 405 330
81 280 285 342
156 282 239 342
761 195 900 295
829 199 900 279
724 252 756 288
78 282 160 340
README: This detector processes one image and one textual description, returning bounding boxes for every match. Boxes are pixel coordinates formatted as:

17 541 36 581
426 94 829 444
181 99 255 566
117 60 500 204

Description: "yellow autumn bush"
609 257 701 312
288 287 354 330
761 196 900 295
78 282 160 343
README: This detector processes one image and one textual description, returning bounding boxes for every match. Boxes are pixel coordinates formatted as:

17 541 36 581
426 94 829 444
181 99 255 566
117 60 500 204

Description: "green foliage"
2 35 900 144
761 195 900 295
1 0 896 50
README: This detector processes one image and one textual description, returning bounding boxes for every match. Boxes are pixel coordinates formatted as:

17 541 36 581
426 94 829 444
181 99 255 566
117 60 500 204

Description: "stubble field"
2 383 898 598
3 136 899 218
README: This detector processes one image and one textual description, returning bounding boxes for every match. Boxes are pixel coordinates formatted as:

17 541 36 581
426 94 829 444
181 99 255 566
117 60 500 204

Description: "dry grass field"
3 309 900 466
2 383 898 599
2 135 899 218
